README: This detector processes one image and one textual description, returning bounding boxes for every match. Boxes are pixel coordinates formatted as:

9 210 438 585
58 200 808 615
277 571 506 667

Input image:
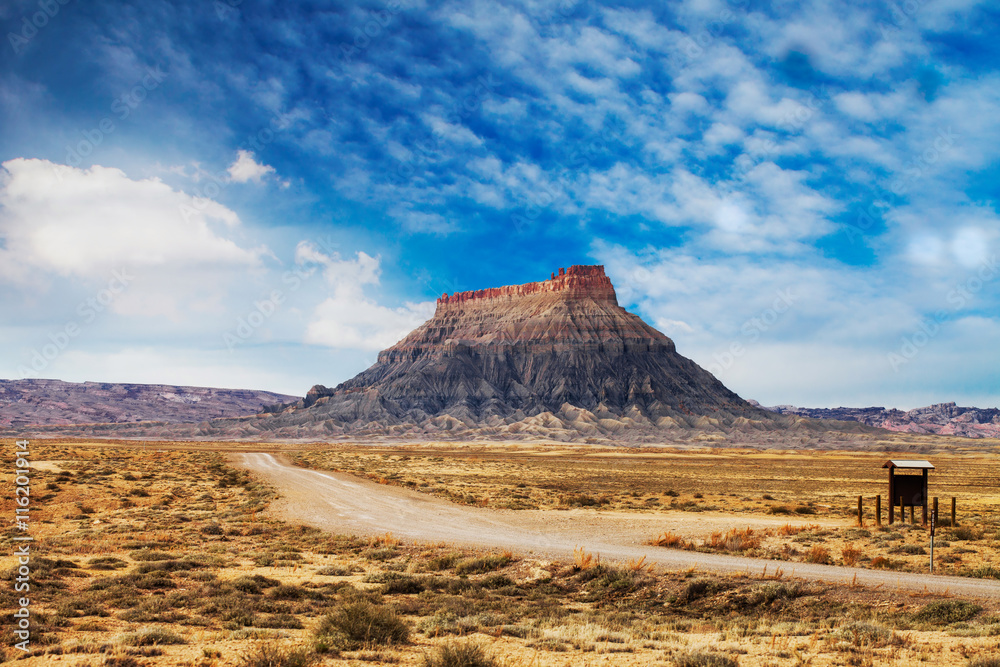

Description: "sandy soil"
235 452 1000 600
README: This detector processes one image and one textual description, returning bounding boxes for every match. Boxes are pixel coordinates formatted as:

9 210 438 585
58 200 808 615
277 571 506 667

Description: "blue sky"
1 0 998 408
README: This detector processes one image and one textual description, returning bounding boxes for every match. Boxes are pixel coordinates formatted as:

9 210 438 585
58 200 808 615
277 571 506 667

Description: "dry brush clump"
421 641 498 667
314 600 410 650
649 531 692 549
706 527 764 552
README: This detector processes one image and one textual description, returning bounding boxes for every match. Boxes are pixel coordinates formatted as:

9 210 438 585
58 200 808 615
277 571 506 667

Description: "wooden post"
888 469 895 525
910 505 915 523
876 495 882 526
922 469 929 525
933 497 938 529
857 495 863 526
952 497 957 527
899 495 905 523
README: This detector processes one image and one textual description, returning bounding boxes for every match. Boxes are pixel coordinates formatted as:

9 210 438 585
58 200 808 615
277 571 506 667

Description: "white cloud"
594 240 1000 407
0 158 264 282
227 150 276 183
303 247 435 350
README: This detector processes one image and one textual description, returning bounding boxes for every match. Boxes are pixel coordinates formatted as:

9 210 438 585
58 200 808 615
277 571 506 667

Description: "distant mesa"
0 379 297 430
249 264 795 441
756 401 1000 439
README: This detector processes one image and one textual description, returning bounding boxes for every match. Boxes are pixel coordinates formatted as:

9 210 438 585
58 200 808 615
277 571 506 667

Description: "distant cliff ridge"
755 401 1000 439
0 379 297 428
436 265 615 305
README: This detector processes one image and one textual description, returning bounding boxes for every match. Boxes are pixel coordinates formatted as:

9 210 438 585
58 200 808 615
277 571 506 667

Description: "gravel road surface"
235 452 1000 600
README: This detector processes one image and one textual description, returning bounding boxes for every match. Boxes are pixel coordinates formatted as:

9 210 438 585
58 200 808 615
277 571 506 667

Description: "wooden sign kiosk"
883 460 933 525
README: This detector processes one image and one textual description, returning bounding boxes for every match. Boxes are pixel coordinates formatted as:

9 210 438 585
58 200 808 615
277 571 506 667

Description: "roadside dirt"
235 452 1000 600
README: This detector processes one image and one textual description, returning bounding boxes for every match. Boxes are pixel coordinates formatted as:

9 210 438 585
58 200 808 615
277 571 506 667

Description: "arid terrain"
2 436 999 666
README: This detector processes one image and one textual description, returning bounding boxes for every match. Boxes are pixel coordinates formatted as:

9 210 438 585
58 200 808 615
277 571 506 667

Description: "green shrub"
238 643 317 667
676 578 719 603
128 549 176 561
254 613 304 629
422 641 496 667
951 526 984 541
88 556 128 570
672 651 739 667
914 600 981 625
835 622 899 647
426 553 461 571
314 601 409 649
454 553 513 575
117 625 186 646
231 574 280 594
968 658 1000 667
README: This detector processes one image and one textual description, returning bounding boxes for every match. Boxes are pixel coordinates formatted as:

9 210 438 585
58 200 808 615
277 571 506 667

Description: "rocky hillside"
250 265 795 441
756 401 1000 439
0 379 296 428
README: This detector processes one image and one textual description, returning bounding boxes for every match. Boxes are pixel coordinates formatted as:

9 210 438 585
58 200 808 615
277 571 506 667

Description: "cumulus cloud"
227 150 276 183
303 245 435 350
0 158 264 282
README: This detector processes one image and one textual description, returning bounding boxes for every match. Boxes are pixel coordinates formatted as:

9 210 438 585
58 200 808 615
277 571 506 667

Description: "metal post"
930 507 936 574
876 494 882 526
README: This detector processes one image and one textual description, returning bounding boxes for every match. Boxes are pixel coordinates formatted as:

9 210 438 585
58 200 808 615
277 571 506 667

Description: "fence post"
876 494 882 526
857 495 863 526
952 497 957 527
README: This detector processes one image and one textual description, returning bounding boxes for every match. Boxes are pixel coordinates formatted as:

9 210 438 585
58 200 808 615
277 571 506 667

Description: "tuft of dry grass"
707 527 763 552
805 545 832 564
649 531 691 549
842 544 864 566
573 546 596 570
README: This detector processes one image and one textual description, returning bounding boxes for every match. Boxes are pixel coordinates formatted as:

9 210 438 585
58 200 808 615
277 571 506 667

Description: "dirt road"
235 452 1000 600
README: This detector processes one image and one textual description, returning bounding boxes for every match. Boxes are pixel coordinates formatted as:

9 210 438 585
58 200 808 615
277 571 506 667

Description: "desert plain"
2 433 1000 667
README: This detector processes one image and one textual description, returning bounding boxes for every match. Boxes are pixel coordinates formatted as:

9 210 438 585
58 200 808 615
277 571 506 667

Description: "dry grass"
706 527 763 552
3 439 1000 666
649 531 692 549
573 546 596 570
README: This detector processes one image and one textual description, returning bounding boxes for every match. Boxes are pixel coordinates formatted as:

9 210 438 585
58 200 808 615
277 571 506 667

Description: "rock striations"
258 265 783 440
